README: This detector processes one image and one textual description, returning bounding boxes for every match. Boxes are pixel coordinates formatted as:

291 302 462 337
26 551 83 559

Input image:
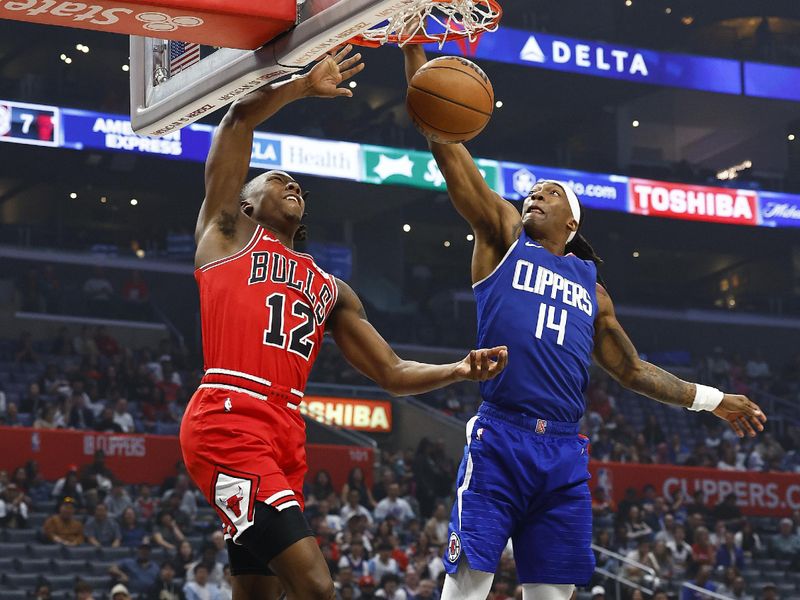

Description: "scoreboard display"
0 100 59 147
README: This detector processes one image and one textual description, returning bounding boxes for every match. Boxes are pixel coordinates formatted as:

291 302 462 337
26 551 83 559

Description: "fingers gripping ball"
407 56 494 144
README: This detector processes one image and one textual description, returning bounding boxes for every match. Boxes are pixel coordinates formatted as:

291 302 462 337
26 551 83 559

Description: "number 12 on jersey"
535 304 567 346
263 293 315 360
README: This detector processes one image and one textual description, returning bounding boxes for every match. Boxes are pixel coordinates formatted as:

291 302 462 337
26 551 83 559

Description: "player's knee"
302 575 335 600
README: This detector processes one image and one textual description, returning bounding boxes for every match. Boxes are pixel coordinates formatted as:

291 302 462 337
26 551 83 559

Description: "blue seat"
79 575 112 590
0 558 14 571
64 546 100 560
15 558 51 574
44 575 75 591
3 572 43 589
53 558 89 573
0 543 26 557
97 547 131 561
28 544 64 559
0 590 28 600
88 560 116 575
3 529 37 544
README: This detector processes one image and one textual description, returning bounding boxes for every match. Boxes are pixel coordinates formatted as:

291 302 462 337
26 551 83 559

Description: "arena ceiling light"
130 198 138 206
466 234 474 241
716 160 752 181
789 134 796 141
349 81 357 89
632 120 640 127
495 100 503 108
402 224 411 232
69 192 77 199
443 240 451 247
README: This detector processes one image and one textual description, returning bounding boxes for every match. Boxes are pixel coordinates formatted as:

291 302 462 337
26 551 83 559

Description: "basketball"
407 56 494 144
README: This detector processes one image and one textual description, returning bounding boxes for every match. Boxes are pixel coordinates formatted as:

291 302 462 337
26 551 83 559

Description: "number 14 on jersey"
535 304 567 346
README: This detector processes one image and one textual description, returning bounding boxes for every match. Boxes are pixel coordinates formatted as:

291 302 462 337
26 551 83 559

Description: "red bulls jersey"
195 226 338 398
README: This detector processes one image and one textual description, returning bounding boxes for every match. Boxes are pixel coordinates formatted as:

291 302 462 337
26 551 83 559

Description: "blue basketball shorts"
443 403 595 585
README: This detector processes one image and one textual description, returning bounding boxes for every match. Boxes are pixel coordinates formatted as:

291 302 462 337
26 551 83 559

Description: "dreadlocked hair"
564 201 607 288
293 190 311 242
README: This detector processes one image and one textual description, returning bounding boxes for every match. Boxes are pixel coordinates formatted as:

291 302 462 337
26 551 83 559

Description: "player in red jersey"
179 46 508 600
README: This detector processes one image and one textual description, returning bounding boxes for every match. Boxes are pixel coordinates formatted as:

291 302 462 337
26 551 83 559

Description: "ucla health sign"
429 27 742 95
502 162 628 213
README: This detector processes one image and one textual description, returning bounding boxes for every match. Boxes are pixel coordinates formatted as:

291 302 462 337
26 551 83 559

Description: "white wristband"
689 384 724 412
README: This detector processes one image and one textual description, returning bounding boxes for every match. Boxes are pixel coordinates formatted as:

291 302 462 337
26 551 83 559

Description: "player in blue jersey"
402 45 768 600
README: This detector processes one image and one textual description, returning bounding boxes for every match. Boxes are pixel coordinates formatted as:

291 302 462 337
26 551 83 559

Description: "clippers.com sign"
0 0 297 49
590 462 800 518
628 178 759 226
301 396 393 433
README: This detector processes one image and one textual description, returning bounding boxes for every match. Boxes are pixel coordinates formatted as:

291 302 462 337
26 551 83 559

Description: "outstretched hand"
456 346 508 382
305 44 365 98
712 394 767 438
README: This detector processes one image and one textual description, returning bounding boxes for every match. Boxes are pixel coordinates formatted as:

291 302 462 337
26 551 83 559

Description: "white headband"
541 180 581 243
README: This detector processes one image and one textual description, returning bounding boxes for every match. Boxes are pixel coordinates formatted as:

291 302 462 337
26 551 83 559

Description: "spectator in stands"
134 484 158 522
112 398 135 433
122 271 150 318
623 505 653 543
771 518 800 562
655 513 677 546
735 519 764 558
208 531 228 567
83 267 114 316
717 442 743 471
152 510 186 552
372 468 396 504
85 502 122 547
15 331 39 364
0 482 30 528
3 402 21 426
186 545 224 585
340 466 376 510
119 506 148 547
306 469 336 507
146 561 183 600
745 350 771 385
33 402 60 429
175 540 196 577
681 564 717 600
341 487 374 527
685 491 709 520
219 565 232 600
95 325 121 357
376 573 405 599
692 526 717 569
374 483 415 525
183 564 221 600
415 578 438 600
624 539 655 584
760 582 778 600
359 575 378 600
110 584 132 600
334 565 360 599
423 502 449 547
74 579 95 600
339 538 369 577
668 524 693 578
109 541 160 595
43 496 84 546
61 391 95 429
21 382 44 416
706 347 731 389
412 438 447 519
81 450 116 500
162 474 197 520
369 542 400 582
96 407 124 433
33 583 52 600
105 482 134 519
710 521 728 547
716 531 745 571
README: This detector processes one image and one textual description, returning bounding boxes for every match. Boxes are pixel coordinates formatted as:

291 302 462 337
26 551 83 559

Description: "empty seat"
79 575 112 590
3 572 43 589
54 558 89 573
0 558 14 571
64 546 100 560
88 560 116 575
44 575 76 591
0 590 28 600
14 558 51 574
0 543 27 557
3 530 37 544
98 547 131 561
777 582 796 595
28 544 64 559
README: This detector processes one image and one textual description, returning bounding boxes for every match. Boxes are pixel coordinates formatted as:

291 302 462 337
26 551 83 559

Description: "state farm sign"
300 396 392 433
628 178 759 226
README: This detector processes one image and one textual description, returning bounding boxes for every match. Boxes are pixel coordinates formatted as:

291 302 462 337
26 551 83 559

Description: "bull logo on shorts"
447 532 461 563
225 486 244 518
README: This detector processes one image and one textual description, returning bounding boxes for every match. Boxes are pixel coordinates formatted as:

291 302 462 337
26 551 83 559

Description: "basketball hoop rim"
349 0 502 48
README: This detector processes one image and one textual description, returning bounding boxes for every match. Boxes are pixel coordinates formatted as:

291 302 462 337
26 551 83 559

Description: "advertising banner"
590 461 800 518
628 178 759 226
0 99 59 147
300 396 392 433
0 426 373 489
361 144 500 192
743 62 800 103
758 191 800 228
428 27 742 95
501 162 628 212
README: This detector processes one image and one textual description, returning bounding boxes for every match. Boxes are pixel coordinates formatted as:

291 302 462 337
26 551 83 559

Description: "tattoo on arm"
594 287 694 408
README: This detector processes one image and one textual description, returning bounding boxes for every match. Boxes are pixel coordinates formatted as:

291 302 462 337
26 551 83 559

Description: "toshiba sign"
628 178 759 226
300 396 392 433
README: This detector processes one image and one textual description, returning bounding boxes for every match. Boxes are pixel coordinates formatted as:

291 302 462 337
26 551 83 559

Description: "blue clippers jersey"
474 230 598 422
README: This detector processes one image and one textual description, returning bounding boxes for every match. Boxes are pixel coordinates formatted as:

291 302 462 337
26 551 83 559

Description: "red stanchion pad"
0 0 297 50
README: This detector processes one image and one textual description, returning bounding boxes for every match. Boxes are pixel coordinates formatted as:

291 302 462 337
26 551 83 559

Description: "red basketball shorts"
180 381 307 542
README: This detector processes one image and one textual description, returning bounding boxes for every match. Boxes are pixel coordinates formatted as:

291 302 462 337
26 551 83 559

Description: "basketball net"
350 0 502 48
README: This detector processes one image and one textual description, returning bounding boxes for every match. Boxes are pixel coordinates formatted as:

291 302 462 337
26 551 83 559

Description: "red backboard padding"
0 0 297 50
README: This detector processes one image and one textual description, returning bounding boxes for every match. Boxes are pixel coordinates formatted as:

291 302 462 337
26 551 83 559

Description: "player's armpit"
592 284 694 409
328 279 507 396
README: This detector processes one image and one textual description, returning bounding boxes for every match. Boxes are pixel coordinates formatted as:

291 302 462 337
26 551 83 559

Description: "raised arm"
195 46 364 266
402 45 521 281
328 279 507 396
592 284 767 438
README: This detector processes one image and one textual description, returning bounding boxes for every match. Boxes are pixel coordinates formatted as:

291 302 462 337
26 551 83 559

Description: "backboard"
130 0 420 136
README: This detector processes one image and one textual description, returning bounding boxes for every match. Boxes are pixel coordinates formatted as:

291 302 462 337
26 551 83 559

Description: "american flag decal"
169 40 200 75
535 419 547 434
